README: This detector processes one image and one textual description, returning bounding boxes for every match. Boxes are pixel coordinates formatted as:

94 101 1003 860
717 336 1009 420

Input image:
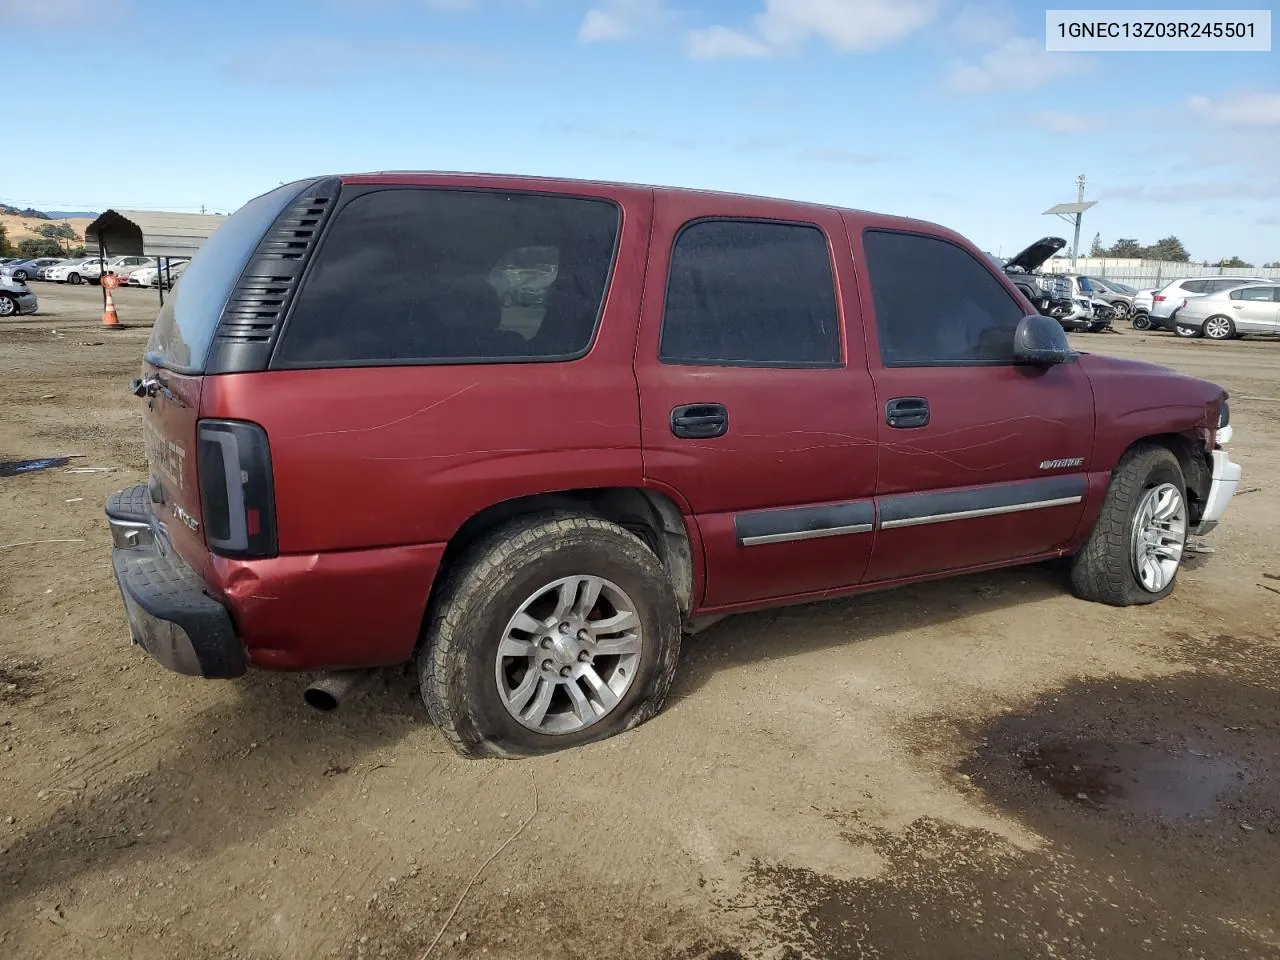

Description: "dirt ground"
2 283 1278 960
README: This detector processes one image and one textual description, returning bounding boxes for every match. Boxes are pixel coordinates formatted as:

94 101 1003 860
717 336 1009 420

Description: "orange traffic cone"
102 288 121 329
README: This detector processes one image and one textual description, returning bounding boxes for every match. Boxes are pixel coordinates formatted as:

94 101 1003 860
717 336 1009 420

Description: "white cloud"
946 36 1087 93
688 25 773 58
1031 110 1095 134
1188 91 1280 126
579 0 670 41
0 0 102 23
686 0 939 59
949 4 1016 45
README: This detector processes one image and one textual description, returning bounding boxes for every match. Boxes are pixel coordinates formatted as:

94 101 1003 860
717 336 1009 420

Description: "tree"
1106 238 1143 258
1264 261 1280 268
1216 256 1254 268
36 221 79 255
1089 232 1104 257
16 237 64 258
0 222 11 257
1145 236 1190 262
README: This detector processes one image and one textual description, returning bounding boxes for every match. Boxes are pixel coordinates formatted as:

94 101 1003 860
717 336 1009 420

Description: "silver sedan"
1173 283 1280 340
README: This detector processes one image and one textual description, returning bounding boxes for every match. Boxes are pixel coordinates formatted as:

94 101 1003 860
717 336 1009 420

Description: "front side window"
273 189 619 366
659 219 841 367
863 229 1025 366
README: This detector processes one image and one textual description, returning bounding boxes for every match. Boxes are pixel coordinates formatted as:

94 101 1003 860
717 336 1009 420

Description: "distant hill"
45 210 98 219
0 203 51 220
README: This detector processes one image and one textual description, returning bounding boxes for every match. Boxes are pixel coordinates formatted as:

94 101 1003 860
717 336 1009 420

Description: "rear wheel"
1071 445 1188 606
1131 312 1151 331
420 514 682 758
0 295 16 317
1203 315 1235 340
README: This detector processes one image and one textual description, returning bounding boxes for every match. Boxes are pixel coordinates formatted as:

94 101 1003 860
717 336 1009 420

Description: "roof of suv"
336 170 960 243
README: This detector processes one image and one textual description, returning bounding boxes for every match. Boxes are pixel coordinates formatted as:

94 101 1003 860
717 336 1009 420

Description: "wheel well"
434 488 696 617
1127 433 1211 521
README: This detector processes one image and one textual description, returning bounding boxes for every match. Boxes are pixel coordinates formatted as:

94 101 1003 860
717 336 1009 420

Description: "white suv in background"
1148 276 1269 332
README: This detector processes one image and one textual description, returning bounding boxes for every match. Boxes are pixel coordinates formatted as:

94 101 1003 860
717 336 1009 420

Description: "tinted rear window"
146 180 314 372
272 188 620 367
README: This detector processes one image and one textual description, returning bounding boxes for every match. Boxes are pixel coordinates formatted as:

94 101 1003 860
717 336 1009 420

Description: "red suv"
106 172 1242 758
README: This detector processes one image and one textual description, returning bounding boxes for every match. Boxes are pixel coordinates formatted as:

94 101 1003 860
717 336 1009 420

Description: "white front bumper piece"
1193 447 1242 536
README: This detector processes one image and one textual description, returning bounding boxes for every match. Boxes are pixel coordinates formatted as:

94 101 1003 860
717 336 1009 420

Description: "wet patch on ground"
0 658 44 704
733 634 1280 959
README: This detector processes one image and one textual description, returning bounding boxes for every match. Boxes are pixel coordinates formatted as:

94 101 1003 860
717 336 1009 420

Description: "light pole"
1044 175 1096 273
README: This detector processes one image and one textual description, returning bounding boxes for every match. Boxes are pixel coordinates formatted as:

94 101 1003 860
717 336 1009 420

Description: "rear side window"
147 180 313 372
863 230 1024 366
1180 280 1209 294
659 219 840 367
1231 285 1277 301
273 189 619 366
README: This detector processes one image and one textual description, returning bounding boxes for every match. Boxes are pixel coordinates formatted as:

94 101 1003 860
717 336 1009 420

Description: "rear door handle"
886 396 929 429
671 403 728 439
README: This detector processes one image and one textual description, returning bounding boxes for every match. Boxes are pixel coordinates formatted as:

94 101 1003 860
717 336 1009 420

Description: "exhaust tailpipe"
303 669 379 712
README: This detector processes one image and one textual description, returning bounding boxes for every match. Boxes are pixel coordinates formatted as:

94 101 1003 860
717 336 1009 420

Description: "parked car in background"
1172 283 1280 340
47 258 105 284
81 255 154 283
0 275 39 317
105 172 1241 760
1148 276 1270 331
1 257 64 282
996 237 1075 320
1129 289 1160 328
1079 276 1134 319
127 259 190 289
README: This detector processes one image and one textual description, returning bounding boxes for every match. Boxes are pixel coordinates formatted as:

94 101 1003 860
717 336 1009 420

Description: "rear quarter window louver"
205 177 341 374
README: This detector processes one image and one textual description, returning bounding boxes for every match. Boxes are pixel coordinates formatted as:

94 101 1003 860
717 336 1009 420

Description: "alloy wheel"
1129 482 1187 593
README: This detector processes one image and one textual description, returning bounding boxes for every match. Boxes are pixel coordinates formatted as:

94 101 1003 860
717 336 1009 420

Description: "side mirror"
1014 314 1077 366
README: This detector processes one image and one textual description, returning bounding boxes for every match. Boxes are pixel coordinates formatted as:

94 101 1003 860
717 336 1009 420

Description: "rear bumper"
107 486 246 678
1192 449 1242 536
106 483 446 675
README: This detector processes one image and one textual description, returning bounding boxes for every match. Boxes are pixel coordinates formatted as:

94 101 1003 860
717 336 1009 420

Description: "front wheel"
0 295 16 317
420 514 682 758
12 271 27 283
1071 445 1188 606
68 272 82 285
1203 315 1236 340
1131 312 1151 331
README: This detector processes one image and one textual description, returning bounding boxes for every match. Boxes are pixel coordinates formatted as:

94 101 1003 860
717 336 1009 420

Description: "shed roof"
85 209 228 259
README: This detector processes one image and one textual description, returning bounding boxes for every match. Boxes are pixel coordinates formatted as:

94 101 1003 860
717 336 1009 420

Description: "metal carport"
84 209 228 306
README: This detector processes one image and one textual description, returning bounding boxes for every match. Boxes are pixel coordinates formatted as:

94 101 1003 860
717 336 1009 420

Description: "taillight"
197 419 277 558
1153 294 1166 302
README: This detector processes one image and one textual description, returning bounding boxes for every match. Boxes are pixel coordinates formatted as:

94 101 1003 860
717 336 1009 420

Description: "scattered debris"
0 457 72 477
65 467 115 474
0 539 86 551
1237 486 1261 497
1259 584 1280 597
64 497 83 504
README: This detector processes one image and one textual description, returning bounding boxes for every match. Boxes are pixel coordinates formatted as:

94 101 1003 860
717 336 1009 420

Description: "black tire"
1131 312 1151 331
12 270 27 282
68 272 81 285
1203 315 1236 340
420 514 682 759
1112 301 1129 319
0 294 16 318
1070 445 1187 607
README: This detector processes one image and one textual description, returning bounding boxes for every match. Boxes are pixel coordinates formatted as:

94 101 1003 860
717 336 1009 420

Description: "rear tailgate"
140 362 207 563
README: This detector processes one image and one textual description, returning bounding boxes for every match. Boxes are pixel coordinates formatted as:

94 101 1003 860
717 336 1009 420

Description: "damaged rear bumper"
106 485 246 678
1192 449 1242 536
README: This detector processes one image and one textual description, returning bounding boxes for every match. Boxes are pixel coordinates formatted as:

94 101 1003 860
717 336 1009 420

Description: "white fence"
1041 257 1280 290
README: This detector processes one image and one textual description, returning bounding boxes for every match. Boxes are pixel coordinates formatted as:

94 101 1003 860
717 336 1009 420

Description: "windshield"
145 179 315 373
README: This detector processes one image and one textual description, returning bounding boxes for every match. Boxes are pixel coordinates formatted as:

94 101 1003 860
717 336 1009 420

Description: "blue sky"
5 0 1278 263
